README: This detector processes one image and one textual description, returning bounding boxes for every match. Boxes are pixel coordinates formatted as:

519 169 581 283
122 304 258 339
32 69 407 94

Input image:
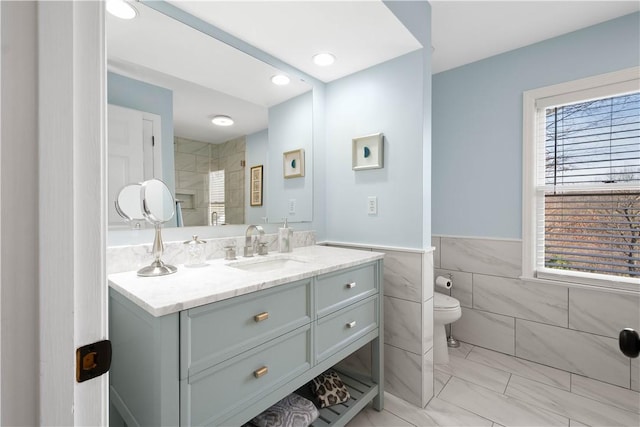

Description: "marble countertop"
108 245 384 317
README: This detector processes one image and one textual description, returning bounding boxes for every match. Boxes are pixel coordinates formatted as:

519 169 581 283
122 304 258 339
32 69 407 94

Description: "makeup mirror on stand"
114 183 146 229
138 179 177 277
115 179 178 277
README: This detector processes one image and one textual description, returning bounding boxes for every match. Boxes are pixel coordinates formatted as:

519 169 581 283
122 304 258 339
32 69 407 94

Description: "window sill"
520 272 639 295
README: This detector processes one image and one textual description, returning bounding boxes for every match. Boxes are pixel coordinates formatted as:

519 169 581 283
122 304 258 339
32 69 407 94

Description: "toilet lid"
434 292 460 310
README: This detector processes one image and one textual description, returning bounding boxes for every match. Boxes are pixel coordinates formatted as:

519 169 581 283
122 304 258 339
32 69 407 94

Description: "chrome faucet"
244 224 265 257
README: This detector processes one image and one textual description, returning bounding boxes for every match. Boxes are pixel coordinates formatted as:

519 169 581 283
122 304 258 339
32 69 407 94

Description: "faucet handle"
258 242 268 256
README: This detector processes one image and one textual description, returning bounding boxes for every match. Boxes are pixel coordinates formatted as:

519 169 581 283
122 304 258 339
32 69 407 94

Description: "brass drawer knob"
254 312 269 322
346 321 357 329
346 282 356 289
254 366 268 378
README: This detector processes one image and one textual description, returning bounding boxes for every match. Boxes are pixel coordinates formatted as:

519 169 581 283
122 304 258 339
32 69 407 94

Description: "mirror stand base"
137 260 177 277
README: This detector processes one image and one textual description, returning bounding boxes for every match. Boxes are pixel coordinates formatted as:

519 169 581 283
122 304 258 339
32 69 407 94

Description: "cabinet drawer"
316 263 377 317
184 325 311 427
181 279 311 378
316 296 378 362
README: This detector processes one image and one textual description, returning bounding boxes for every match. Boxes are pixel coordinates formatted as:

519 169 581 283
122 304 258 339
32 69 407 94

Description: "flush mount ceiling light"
312 52 335 67
106 0 138 20
211 115 234 126
271 74 291 86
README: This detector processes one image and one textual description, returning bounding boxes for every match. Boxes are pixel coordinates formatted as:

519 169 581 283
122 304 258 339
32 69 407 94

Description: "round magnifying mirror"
141 179 175 224
137 179 177 277
115 183 145 222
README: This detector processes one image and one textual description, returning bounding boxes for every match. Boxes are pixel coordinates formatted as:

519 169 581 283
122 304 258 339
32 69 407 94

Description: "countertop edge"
109 246 384 317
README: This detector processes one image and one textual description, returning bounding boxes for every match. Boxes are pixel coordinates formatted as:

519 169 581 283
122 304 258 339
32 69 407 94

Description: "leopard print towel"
310 370 351 408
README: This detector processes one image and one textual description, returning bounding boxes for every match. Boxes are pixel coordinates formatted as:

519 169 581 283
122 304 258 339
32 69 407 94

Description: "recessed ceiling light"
106 0 138 20
211 115 234 126
312 52 335 67
271 74 291 86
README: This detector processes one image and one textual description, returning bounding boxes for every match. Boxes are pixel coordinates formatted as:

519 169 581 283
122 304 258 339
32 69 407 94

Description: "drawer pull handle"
254 312 269 322
346 321 357 329
346 282 357 289
254 366 268 378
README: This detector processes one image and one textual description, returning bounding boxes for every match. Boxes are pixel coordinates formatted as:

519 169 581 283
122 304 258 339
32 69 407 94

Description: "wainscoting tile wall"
568 288 640 338
440 237 521 278
473 275 568 327
332 244 434 408
516 319 630 387
433 235 639 391
454 307 516 355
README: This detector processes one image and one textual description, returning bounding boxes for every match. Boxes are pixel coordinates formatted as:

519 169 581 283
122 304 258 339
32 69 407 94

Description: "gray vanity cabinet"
109 260 383 427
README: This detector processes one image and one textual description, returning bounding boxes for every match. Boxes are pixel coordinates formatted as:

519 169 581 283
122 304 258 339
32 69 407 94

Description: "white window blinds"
209 170 225 225
537 92 639 279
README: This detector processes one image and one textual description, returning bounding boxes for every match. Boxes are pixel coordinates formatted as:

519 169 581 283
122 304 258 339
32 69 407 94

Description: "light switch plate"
288 199 296 214
367 196 377 215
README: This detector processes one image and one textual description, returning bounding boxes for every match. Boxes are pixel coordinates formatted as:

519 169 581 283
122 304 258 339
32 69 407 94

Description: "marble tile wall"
219 136 246 224
433 235 639 391
516 319 629 387
174 136 246 226
333 245 434 408
175 137 211 226
107 230 316 274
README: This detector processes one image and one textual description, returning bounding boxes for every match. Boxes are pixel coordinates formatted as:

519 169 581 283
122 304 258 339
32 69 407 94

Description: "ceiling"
430 1 640 74
169 1 423 83
107 1 639 143
169 0 639 78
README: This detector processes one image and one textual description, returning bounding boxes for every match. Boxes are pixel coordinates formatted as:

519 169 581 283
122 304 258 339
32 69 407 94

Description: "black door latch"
76 340 112 383
619 328 640 358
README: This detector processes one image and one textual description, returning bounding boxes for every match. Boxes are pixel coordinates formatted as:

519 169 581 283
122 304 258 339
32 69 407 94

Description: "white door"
108 104 143 226
107 104 162 228
38 2 108 425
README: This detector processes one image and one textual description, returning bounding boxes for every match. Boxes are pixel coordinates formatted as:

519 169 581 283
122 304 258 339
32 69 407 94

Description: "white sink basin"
228 257 308 273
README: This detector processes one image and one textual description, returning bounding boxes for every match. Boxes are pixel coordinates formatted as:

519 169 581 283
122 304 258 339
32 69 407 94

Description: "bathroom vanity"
108 245 384 426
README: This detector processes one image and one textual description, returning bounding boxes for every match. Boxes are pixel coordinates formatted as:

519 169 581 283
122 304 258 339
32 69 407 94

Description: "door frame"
38 1 107 425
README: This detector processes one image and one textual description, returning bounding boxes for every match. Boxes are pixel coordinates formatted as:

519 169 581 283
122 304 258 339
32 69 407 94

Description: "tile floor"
346 342 640 427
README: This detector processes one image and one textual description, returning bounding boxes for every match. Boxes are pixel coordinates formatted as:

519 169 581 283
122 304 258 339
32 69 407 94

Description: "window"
209 169 225 225
523 67 640 290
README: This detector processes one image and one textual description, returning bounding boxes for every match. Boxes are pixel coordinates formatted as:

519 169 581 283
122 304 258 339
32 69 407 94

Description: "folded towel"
310 370 350 408
175 200 184 227
250 394 319 427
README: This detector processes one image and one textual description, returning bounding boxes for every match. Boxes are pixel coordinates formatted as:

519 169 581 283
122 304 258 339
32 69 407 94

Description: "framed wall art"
250 165 263 206
352 132 384 170
283 148 305 179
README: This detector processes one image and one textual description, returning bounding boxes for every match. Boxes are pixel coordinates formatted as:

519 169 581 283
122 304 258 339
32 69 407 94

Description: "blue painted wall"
432 12 640 239
385 0 432 248
107 72 175 194
267 91 314 224
325 50 425 248
323 1 431 249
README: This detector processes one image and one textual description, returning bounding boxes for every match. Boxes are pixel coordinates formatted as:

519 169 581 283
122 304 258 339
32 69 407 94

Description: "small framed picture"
250 165 263 206
283 149 305 179
352 133 384 170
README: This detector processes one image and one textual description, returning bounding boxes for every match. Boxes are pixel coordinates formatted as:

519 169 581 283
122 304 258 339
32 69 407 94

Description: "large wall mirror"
106 2 313 232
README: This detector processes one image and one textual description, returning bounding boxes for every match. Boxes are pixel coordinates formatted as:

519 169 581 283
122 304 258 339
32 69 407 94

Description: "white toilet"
433 292 462 364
